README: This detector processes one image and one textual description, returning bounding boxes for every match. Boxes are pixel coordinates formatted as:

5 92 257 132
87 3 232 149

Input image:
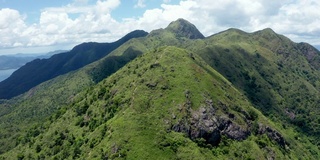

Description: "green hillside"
0 33 148 154
2 46 319 159
194 28 320 145
0 30 147 99
0 19 320 159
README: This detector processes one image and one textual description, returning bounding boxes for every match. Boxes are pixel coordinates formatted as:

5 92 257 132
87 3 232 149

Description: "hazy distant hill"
1 19 320 159
0 50 66 70
0 56 34 70
0 30 148 99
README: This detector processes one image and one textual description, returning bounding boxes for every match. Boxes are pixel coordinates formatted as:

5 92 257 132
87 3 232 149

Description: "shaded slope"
0 30 148 99
297 42 320 70
3 46 318 159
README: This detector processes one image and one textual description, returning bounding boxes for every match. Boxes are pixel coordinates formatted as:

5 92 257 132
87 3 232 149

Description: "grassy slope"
0 36 147 154
1 46 319 159
104 25 320 145
194 28 320 144
0 23 186 154
0 69 94 153
1 19 320 158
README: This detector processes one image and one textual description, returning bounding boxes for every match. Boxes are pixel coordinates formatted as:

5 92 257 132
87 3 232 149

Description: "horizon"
1 0 320 55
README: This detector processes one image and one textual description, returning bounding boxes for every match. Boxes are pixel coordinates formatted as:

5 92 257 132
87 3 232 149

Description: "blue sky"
0 0 179 24
0 0 320 55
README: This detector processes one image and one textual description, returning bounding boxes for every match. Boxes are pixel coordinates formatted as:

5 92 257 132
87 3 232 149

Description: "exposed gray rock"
171 92 286 148
222 121 249 140
258 124 287 148
172 105 250 146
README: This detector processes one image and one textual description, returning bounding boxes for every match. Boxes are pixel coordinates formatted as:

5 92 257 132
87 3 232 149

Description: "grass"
2 46 320 159
1 19 320 159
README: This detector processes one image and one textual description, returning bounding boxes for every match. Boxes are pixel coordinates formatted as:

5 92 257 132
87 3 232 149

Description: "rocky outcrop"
170 91 287 148
172 105 250 146
258 124 287 148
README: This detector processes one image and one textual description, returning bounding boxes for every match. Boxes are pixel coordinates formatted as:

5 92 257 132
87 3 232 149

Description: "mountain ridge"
3 46 317 159
0 30 148 99
0 18 320 159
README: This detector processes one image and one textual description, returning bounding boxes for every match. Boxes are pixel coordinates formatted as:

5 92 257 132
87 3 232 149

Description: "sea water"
0 69 16 82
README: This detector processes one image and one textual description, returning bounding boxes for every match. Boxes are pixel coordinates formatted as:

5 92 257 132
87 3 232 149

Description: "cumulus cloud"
0 0 122 51
125 0 320 45
0 8 28 47
0 0 320 54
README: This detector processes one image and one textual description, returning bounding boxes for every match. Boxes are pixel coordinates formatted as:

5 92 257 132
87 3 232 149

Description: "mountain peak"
254 28 278 36
251 27 285 44
260 28 277 34
165 18 205 39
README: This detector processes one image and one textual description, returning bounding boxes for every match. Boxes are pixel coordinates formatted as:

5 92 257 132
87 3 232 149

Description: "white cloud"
0 0 122 52
0 8 28 48
1 0 320 55
134 0 146 8
125 0 320 45
274 0 320 34
119 1 198 33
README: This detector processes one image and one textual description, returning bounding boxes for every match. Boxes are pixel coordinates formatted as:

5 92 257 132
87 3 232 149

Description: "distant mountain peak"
254 28 278 36
251 27 285 44
165 18 205 39
260 28 277 34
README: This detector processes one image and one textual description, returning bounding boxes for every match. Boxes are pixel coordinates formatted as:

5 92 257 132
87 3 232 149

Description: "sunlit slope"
2 46 318 159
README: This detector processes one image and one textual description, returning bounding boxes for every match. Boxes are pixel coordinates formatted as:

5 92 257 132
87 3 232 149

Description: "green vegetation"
0 30 147 99
194 28 320 145
0 19 320 159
